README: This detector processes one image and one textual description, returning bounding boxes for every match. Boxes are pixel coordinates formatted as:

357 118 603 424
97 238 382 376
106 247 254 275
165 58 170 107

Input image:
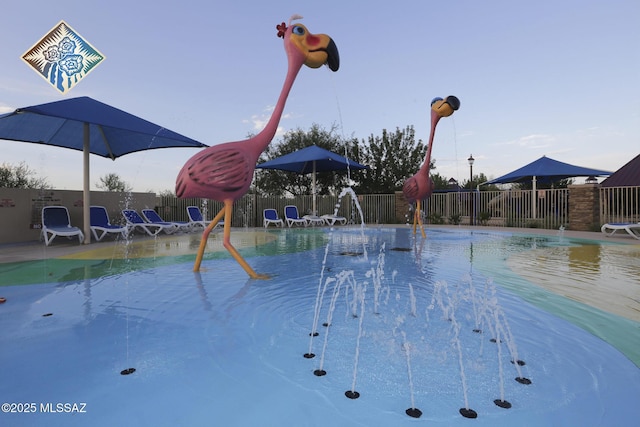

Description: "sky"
1 0 638 193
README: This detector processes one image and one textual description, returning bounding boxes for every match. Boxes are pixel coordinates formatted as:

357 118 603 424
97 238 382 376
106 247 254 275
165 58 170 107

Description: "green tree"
0 162 49 188
96 173 131 192
254 123 364 197
356 126 427 194
463 172 500 190
430 172 451 190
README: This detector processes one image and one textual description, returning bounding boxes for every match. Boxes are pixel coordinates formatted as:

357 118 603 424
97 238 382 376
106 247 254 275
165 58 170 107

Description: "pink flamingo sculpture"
402 96 460 237
176 16 339 278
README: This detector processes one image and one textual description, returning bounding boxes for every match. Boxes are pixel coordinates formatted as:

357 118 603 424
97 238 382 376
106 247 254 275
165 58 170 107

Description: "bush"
448 213 461 225
428 212 444 224
478 211 491 226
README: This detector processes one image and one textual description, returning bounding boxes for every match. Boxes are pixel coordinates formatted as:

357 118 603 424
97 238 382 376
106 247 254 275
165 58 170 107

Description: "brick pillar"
395 191 409 223
568 184 600 231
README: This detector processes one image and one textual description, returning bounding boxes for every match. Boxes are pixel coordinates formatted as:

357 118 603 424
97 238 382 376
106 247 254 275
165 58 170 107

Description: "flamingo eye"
430 97 443 106
292 25 305 36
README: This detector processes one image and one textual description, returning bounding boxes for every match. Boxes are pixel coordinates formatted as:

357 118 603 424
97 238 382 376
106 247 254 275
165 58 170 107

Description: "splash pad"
0 227 638 426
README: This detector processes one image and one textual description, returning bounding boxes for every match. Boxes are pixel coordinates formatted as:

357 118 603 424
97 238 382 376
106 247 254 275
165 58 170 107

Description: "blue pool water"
0 227 639 427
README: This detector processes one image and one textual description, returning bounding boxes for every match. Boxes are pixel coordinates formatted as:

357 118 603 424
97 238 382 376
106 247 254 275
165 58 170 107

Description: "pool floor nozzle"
515 377 532 385
460 407 478 418
120 368 136 375
405 407 422 418
313 369 326 376
494 399 512 409
303 353 315 359
345 390 360 399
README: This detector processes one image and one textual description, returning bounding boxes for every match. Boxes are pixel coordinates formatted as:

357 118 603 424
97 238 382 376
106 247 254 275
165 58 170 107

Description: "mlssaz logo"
22 20 105 94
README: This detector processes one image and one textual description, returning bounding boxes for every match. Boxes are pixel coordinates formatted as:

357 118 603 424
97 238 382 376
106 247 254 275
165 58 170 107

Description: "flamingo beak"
304 34 339 71
324 38 340 71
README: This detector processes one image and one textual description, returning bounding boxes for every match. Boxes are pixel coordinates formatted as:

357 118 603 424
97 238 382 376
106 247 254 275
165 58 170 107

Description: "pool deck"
0 225 637 263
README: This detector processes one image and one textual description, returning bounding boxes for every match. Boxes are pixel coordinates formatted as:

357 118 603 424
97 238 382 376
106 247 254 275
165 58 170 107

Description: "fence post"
395 191 408 223
568 184 600 231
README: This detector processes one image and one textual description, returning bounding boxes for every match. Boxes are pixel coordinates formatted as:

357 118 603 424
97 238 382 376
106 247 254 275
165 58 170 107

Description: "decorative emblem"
22 20 105 94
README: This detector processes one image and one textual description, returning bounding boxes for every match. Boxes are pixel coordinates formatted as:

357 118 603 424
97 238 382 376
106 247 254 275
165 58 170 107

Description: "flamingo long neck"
421 109 442 174
248 53 303 159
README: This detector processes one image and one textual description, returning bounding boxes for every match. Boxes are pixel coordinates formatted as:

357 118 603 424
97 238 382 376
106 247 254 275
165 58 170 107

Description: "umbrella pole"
532 176 537 220
83 123 91 244
312 161 317 215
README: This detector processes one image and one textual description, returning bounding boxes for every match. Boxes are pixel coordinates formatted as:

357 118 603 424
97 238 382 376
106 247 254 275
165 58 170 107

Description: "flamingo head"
430 96 461 119
277 16 339 72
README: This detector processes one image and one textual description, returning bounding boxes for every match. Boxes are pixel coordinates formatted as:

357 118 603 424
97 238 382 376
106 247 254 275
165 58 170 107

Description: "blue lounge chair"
122 209 165 236
187 205 223 230
90 206 129 241
284 205 308 227
263 208 284 228
41 206 84 246
142 209 190 233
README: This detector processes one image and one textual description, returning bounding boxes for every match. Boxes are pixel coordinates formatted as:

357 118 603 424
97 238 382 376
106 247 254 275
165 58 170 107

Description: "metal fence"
156 186 638 231
600 186 640 224
157 190 398 228
424 189 569 229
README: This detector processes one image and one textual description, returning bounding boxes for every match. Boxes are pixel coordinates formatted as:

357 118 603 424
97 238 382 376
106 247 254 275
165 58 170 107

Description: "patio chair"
41 206 84 246
90 206 129 241
142 209 191 233
321 214 347 226
122 209 165 236
284 205 308 227
601 222 640 240
187 206 223 230
263 208 284 228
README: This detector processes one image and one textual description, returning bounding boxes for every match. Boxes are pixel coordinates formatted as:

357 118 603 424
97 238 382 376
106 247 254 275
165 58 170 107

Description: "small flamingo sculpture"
176 16 339 278
402 96 460 237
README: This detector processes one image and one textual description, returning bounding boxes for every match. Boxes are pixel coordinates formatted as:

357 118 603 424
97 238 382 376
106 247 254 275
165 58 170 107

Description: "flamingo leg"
193 200 268 279
415 200 426 238
193 206 226 272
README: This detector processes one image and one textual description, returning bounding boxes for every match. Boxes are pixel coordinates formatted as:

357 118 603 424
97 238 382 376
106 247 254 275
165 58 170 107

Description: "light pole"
468 154 474 225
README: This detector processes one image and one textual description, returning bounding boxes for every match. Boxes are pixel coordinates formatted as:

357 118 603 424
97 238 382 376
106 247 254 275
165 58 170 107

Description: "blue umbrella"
256 145 367 214
483 155 611 219
0 96 207 242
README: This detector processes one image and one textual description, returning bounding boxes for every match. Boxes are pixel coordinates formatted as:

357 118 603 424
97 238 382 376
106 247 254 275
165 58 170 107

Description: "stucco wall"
0 188 157 244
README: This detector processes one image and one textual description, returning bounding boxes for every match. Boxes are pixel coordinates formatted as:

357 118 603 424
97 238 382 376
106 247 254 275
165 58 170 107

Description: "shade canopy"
0 96 206 159
483 155 612 219
0 96 207 243
484 155 611 185
256 145 367 214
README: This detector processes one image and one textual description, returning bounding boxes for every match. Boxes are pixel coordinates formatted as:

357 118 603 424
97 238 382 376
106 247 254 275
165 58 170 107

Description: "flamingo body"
176 140 259 201
176 17 339 277
403 96 460 237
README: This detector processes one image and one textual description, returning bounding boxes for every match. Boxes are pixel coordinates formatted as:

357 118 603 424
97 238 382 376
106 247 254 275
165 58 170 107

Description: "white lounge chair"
303 214 326 226
90 206 128 241
122 209 164 236
142 209 189 233
321 214 347 226
601 222 640 240
284 205 308 227
187 206 223 230
41 206 84 246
